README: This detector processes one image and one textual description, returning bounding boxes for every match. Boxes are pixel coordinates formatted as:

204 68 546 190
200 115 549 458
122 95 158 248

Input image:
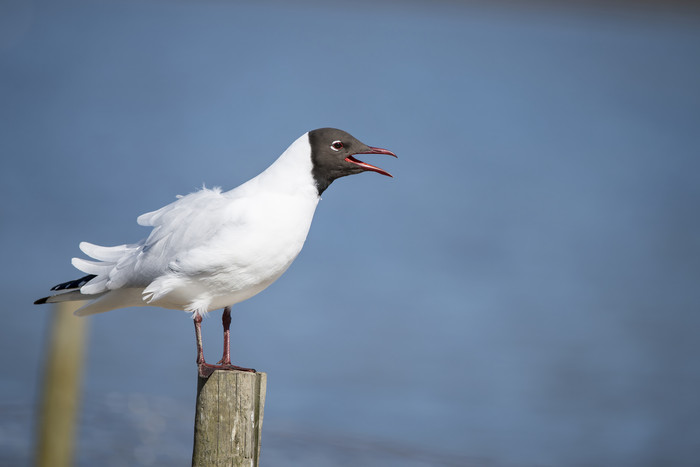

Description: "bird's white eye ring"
330 140 343 151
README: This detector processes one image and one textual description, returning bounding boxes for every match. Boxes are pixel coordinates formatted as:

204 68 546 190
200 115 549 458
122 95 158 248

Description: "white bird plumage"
60 132 320 317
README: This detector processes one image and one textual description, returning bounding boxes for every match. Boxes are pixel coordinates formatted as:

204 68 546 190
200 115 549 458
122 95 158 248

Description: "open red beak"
345 146 398 177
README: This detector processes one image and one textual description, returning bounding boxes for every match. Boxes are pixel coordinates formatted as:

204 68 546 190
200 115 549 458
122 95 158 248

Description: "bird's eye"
330 140 343 151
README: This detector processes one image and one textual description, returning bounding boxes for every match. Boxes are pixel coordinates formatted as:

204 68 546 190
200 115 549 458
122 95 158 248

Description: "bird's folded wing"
72 187 242 295
132 187 246 278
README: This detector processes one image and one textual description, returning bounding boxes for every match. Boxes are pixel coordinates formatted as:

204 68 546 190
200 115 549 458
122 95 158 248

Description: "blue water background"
1 1 700 465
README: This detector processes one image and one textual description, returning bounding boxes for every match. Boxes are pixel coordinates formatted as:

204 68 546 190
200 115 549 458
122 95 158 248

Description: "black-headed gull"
35 128 396 376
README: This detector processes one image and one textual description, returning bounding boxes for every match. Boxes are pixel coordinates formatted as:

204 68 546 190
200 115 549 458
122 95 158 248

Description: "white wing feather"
65 132 319 316
73 187 238 295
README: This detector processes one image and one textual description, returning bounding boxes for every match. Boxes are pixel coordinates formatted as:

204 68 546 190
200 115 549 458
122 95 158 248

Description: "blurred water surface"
1 0 699 465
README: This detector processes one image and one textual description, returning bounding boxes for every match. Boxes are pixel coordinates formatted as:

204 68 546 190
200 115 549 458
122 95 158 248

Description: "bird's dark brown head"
308 128 397 195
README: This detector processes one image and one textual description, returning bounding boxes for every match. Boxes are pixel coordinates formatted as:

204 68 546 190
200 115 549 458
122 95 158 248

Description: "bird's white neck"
234 132 318 199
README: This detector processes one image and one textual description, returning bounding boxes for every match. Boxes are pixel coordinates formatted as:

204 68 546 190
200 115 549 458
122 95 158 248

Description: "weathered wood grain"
192 370 267 467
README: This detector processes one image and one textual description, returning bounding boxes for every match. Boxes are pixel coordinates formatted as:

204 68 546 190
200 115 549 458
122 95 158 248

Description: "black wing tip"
39 273 98 304
50 274 97 291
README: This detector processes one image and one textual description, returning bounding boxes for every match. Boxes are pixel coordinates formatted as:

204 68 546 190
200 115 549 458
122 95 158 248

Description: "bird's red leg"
194 307 255 377
217 306 232 365
194 313 205 365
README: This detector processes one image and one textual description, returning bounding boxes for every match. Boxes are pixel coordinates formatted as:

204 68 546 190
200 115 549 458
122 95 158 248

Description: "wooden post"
192 370 267 467
36 301 87 467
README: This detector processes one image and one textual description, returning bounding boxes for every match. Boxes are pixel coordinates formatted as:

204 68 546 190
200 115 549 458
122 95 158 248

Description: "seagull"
34 128 396 376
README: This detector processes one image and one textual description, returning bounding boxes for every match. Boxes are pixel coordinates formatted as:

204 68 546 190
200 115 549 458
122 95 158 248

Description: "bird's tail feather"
74 289 144 316
34 288 143 315
34 290 104 305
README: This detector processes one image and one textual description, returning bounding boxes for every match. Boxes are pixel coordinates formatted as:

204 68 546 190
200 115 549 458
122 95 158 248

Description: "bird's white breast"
145 132 321 314
202 192 318 309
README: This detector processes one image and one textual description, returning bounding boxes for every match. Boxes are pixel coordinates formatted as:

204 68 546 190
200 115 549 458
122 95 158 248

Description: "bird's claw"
198 362 256 378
